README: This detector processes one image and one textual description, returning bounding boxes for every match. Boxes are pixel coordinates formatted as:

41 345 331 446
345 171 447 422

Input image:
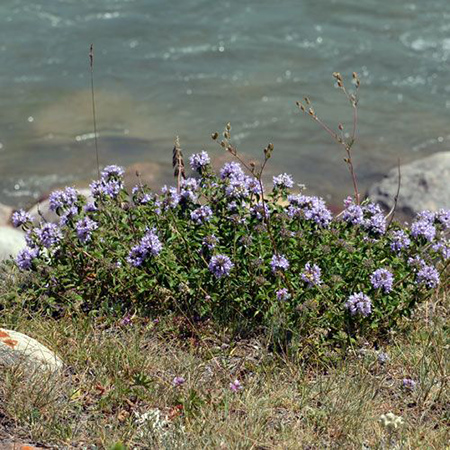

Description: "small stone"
0 328 63 373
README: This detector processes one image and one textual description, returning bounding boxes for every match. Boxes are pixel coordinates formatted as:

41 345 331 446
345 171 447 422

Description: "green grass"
0 262 448 449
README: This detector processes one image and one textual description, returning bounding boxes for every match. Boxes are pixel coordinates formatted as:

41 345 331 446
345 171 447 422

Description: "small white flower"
379 412 404 429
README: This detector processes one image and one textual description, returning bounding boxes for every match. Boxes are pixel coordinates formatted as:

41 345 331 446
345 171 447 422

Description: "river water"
1 0 450 207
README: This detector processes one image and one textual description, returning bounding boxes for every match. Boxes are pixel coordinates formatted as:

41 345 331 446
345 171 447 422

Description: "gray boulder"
368 152 450 219
0 328 63 373
0 227 25 261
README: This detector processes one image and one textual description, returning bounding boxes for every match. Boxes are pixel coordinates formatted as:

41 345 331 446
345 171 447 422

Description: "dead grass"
0 263 448 449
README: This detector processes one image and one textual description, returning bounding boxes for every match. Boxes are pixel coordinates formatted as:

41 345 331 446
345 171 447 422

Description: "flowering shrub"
12 153 449 347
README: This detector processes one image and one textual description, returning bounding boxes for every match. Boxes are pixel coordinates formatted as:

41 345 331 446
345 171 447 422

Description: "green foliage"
12 142 448 349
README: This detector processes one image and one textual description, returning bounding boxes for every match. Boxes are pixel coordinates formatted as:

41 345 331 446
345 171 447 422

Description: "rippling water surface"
1 0 450 206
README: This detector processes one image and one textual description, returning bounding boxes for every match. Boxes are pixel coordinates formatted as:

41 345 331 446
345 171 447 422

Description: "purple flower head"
432 240 450 260
343 196 354 208
202 234 218 251
270 254 290 273
390 230 411 252
160 185 181 209
49 187 79 213
35 223 62 248
436 208 450 230
367 210 386 235
190 205 213 224
416 264 440 289
220 161 245 180
84 202 97 213
345 293 372 317
415 210 435 223
120 315 132 326
411 219 436 242
408 256 426 270
250 202 269 220
273 173 294 189
101 165 125 181
288 194 332 227
16 247 39 271
343 203 364 225
224 177 250 199
229 379 243 392
76 217 98 243
370 268 394 293
90 179 123 199
245 176 264 195
132 186 154 205
276 288 291 301
189 151 210 172
300 262 322 287
402 378 416 390
377 352 389 364
127 228 163 267
172 376 186 387
11 210 33 228
208 254 234 278
180 177 199 201
343 201 386 235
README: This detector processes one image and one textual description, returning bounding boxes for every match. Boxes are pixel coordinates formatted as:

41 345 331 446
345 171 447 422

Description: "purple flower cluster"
411 211 436 242
436 208 450 230
287 194 332 227
189 151 210 172
208 254 234 278
220 162 245 180
49 187 79 213
345 292 372 317
127 228 163 267
270 254 290 274
416 264 440 289
11 210 33 228
276 288 291 301
273 173 294 189
35 223 62 248
250 202 269 220
370 268 394 293
101 165 125 179
172 376 186 387
342 200 386 235
90 165 125 199
160 185 181 210
402 378 417 390
190 205 213 224
219 162 263 199
16 247 39 270
202 235 218 251
432 240 450 260
180 178 199 203
229 379 243 392
131 186 153 205
76 217 98 243
300 262 322 287
408 257 440 289
390 230 411 252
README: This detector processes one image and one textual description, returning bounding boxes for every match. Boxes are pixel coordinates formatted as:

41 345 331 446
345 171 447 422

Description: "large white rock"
0 328 63 373
0 227 25 261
